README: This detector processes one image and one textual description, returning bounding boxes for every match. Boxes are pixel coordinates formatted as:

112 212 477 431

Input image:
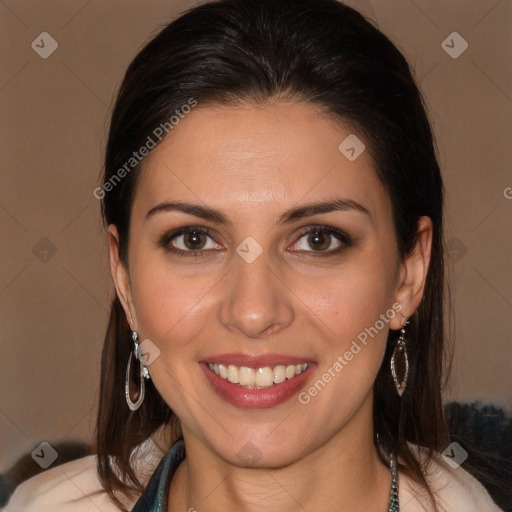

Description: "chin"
213 431 311 469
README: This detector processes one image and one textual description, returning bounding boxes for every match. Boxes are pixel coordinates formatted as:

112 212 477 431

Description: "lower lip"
200 362 315 409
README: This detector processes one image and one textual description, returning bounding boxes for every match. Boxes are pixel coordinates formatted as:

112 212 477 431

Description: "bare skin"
108 100 432 512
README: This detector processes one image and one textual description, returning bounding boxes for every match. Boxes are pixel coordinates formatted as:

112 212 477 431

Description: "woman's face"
110 100 430 466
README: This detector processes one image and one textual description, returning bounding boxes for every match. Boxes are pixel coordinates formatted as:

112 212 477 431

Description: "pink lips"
199 353 315 409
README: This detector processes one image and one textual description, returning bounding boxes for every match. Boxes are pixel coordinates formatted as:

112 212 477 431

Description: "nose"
218 248 295 340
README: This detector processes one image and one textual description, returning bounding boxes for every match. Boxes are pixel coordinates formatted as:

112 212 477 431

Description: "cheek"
128 265 220 419
290 253 395 343
129 257 221 353
127 240 218 350
296 269 393 433
292 251 395 398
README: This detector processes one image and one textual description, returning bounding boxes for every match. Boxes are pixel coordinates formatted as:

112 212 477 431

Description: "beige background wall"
1 0 511 472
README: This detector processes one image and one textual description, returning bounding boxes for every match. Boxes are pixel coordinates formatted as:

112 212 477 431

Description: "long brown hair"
95 0 453 509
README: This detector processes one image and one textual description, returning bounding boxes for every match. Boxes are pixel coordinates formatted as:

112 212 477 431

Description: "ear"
390 216 433 330
108 224 138 330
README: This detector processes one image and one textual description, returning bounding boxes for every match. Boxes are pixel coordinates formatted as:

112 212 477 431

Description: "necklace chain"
388 451 400 512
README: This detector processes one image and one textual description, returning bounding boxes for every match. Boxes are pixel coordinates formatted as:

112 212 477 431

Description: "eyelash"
159 224 352 258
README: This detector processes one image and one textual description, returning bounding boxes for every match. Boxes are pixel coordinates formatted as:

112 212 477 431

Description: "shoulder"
3 429 170 512
428 456 504 512
399 444 504 512
3 455 122 512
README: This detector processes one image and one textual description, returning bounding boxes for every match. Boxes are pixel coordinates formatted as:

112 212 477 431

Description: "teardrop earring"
125 331 151 411
390 319 409 397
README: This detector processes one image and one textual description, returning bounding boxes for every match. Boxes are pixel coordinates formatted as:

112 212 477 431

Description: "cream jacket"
3 430 504 512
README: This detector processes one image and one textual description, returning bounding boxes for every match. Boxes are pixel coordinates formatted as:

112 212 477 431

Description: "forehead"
132 101 390 222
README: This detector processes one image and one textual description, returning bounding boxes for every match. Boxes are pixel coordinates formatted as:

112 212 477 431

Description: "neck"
168 395 391 512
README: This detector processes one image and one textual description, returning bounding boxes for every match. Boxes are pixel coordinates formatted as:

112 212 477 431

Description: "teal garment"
131 438 185 512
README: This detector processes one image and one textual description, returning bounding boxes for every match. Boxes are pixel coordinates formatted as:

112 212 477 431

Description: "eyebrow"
145 198 371 225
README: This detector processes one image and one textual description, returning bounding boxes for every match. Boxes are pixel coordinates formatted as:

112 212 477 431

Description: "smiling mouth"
206 362 309 389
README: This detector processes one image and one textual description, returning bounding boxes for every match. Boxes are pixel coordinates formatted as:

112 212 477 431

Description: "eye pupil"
184 231 205 250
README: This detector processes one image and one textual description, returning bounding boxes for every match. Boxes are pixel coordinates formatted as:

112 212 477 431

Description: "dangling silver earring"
125 331 150 411
391 319 409 397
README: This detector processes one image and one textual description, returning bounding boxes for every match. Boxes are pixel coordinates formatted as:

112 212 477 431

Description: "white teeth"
239 366 255 386
227 364 239 384
273 365 286 384
255 367 274 387
207 362 309 388
218 364 227 379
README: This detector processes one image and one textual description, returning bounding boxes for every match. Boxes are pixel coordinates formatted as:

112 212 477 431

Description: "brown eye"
182 230 207 250
289 225 351 254
306 230 332 251
160 226 222 256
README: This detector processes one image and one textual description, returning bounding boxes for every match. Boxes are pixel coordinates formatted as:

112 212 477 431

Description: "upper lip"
201 353 314 368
